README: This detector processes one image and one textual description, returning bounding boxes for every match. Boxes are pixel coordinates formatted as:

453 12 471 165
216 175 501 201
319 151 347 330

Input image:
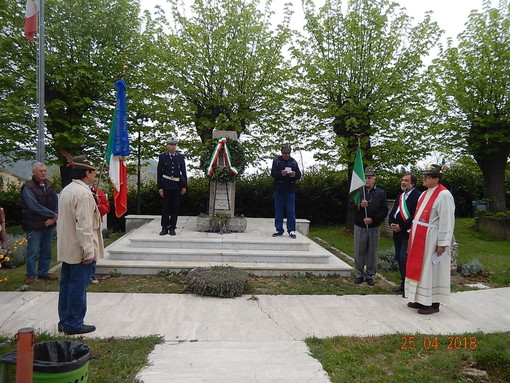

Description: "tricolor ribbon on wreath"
206 137 239 177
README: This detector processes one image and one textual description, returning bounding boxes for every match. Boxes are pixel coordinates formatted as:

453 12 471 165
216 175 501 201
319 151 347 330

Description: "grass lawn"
306 332 510 383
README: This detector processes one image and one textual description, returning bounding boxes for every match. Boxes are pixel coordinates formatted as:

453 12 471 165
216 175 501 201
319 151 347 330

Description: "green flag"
349 145 366 206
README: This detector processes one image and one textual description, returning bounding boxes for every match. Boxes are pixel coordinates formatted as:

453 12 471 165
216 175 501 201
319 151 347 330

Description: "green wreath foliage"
200 138 247 183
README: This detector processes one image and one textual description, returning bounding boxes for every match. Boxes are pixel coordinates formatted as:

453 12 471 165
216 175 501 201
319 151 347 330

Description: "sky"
141 0 498 45
139 0 500 171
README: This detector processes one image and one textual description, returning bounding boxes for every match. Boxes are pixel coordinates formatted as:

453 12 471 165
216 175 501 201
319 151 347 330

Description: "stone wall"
476 216 510 240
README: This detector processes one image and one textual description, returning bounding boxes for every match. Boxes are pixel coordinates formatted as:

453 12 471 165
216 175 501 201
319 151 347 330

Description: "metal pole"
36 0 45 162
15 328 37 383
137 128 141 214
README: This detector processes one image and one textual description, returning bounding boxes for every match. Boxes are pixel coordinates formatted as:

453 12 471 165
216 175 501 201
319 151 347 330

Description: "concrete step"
107 247 329 264
96 259 352 277
96 216 353 277
128 236 310 251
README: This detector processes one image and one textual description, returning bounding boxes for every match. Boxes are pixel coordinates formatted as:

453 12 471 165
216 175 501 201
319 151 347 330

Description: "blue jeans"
25 227 54 278
274 191 296 233
58 261 93 332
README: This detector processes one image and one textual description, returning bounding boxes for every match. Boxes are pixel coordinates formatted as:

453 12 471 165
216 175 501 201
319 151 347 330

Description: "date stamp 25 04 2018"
401 336 478 350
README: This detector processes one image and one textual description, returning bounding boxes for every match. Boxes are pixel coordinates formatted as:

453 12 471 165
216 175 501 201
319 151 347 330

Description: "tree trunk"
475 151 508 212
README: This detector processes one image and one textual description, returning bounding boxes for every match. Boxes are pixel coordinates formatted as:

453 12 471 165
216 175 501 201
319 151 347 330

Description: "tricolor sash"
398 192 410 221
406 184 447 282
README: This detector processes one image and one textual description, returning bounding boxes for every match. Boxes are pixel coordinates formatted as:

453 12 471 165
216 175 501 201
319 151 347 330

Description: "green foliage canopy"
150 0 294 164
292 0 442 168
429 3 510 211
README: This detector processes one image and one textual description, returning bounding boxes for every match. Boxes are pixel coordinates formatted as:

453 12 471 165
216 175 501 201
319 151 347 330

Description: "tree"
0 0 39 159
0 0 163 184
430 2 510 212
292 0 442 169
151 0 293 164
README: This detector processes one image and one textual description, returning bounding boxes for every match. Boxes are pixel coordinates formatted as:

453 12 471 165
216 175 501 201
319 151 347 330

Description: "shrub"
185 265 249 298
442 163 484 217
377 248 398 271
0 183 23 226
296 168 349 225
459 259 484 275
0 234 28 271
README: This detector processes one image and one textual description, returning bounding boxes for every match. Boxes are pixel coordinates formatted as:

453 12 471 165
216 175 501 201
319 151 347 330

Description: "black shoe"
169 229 176 236
289 231 297 239
64 324 96 335
354 277 363 284
393 285 404 293
418 306 440 315
366 278 375 286
159 228 168 236
407 302 425 309
272 232 283 237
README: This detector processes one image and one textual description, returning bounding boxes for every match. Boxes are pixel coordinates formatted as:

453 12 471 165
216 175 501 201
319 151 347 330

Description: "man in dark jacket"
21 162 59 285
389 172 421 293
271 144 301 239
157 138 188 236
352 167 388 286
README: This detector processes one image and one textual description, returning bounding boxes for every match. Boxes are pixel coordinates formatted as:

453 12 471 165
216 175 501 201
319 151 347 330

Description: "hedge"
1 164 508 231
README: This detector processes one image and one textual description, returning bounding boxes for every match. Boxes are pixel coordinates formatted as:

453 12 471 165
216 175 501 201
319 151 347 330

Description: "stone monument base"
197 215 247 233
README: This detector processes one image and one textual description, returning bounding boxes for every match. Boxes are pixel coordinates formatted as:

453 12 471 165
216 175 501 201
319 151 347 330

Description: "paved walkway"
1 288 509 382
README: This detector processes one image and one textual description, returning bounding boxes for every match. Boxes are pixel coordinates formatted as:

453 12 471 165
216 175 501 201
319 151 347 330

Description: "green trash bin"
0 340 91 383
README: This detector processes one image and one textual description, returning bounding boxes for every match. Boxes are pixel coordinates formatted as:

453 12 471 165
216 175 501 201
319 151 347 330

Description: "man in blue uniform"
157 138 188 236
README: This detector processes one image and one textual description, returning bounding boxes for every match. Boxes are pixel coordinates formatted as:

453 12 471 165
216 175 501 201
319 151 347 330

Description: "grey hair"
32 162 46 171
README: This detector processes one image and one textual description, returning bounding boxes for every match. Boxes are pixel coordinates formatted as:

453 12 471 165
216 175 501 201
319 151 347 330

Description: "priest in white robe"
405 164 455 315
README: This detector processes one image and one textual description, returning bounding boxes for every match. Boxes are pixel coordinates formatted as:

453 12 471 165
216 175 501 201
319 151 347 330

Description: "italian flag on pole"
349 144 366 207
24 0 38 42
106 79 129 218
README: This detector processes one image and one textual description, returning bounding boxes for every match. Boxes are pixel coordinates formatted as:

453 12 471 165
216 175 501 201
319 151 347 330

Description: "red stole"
406 185 447 282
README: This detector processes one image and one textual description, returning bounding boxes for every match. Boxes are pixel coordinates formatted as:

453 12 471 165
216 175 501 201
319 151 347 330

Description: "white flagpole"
36 0 45 162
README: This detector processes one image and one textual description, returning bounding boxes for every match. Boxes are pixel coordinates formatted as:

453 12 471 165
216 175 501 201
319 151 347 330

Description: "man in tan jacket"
57 155 104 335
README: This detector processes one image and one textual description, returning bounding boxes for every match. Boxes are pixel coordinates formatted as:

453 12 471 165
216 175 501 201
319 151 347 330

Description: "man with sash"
352 167 388 286
405 164 455 315
157 138 188 236
389 173 421 293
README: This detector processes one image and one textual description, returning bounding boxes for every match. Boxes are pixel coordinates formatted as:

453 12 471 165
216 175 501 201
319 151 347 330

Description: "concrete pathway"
1 288 509 382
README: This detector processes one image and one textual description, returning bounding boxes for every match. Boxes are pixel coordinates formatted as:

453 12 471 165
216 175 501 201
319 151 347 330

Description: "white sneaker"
90 276 99 284
289 231 297 239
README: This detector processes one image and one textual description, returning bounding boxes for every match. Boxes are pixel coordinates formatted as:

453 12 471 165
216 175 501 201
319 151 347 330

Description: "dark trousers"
394 238 409 287
161 188 181 229
58 261 92 332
